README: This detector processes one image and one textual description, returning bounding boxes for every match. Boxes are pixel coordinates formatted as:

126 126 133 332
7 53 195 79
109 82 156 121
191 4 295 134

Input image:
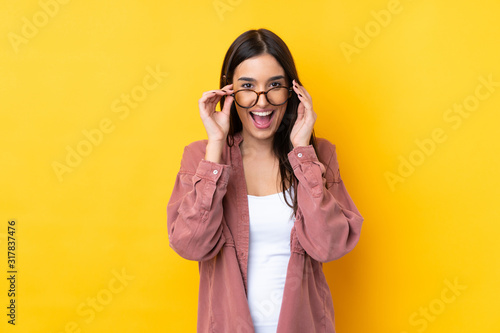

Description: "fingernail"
222 90 226 92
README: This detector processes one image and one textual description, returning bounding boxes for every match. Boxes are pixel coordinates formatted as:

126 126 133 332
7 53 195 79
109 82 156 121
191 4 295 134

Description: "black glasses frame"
230 87 293 108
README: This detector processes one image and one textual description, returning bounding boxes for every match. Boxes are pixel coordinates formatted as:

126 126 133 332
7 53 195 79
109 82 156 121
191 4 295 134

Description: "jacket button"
298 153 303 157
213 170 218 174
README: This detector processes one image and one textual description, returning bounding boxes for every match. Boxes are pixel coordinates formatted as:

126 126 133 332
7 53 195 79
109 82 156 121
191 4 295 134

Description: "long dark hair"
219 28 319 216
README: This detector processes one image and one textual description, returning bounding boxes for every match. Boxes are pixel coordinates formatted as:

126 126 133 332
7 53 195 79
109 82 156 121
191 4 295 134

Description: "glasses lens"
234 90 257 108
234 87 291 108
267 87 289 106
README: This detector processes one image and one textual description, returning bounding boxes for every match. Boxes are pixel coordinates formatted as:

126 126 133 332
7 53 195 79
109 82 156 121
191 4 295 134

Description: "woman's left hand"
290 79 317 148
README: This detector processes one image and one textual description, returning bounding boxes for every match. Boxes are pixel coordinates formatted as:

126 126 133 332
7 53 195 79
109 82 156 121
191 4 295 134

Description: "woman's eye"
241 83 252 88
270 82 282 87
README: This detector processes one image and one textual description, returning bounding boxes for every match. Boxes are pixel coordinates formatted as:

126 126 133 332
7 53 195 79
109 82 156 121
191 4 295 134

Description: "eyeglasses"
230 86 293 108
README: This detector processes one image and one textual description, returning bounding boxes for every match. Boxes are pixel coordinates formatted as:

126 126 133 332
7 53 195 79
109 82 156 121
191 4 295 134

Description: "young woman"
167 28 364 333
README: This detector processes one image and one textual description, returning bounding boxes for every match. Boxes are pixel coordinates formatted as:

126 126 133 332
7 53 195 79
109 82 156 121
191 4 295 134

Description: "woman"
167 28 364 333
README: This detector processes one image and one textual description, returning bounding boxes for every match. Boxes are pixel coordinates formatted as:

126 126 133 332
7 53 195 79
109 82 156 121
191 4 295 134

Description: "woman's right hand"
198 84 234 143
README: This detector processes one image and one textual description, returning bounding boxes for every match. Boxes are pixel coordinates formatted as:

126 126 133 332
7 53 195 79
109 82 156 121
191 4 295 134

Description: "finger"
221 94 234 116
214 84 234 94
208 88 235 99
199 92 221 107
199 85 235 114
202 84 234 96
222 83 234 91
214 86 235 111
199 95 222 116
295 89 310 108
201 87 234 105
302 87 311 99
292 81 304 97
221 84 234 94
297 101 305 119
293 80 312 99
292 82 313 110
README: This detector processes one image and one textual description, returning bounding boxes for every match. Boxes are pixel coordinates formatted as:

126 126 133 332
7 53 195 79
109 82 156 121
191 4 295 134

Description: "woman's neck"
239 131 274 158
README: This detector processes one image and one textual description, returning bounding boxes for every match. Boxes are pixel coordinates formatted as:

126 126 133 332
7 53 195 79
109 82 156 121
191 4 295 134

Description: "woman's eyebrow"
268 75 285 81
237 77 255 82
237 75 286 82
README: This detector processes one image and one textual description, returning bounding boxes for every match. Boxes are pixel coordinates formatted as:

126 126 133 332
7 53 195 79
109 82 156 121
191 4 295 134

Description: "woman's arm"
167 141 230 261
288 139 364 263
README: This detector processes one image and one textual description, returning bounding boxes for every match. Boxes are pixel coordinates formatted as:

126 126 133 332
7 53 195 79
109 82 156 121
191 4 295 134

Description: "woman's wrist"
204 140 225 164
292 141 310 149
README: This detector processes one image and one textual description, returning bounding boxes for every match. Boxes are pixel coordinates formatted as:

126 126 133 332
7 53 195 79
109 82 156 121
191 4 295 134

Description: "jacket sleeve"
288 139 364 262
166 142 231 261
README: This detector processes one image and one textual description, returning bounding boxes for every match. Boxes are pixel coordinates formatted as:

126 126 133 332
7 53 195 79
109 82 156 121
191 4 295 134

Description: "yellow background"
1 0 499 332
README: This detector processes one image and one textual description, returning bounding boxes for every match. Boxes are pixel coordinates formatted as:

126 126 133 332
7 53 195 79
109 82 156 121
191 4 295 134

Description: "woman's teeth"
251 111 273 116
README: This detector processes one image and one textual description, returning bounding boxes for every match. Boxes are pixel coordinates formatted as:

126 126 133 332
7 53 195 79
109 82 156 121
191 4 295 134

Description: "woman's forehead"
233 54 285 79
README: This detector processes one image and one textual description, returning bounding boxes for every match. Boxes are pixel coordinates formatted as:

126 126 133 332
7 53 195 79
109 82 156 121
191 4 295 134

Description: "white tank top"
246 187 295 333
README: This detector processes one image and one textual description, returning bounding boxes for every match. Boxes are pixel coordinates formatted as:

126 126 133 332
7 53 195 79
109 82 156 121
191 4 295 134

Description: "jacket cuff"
287 145 318 167
195 159 231 185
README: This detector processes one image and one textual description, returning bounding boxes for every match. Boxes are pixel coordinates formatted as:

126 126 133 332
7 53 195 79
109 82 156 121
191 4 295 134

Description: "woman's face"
231 53 289 142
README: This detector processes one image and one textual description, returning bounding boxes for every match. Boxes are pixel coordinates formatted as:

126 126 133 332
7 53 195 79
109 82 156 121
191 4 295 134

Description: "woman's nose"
255 91 269 107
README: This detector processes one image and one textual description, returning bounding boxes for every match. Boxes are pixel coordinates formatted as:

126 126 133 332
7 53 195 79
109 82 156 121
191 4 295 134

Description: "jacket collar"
232 131 244 146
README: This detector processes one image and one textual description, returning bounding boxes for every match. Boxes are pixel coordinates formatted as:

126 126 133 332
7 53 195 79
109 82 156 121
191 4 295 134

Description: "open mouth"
250 110 275 129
